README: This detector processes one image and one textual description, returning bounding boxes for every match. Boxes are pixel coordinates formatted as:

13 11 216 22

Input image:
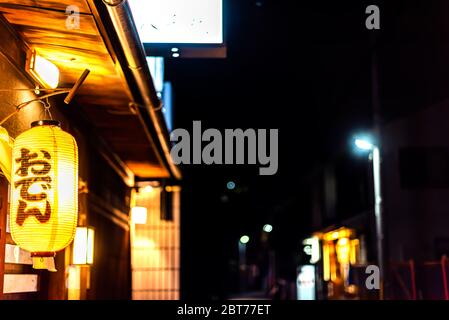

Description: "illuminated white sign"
129 0 223 44
303 236 320 264
297 265 316 300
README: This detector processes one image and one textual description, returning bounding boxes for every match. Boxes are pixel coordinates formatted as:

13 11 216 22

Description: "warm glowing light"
27 51 60 89
0 126 13 182
347 284 357 295
323 242 330 281
263 224 273 233
132 206 148 225
323 228 353 241
329 244 337 281
10 120 78 268
72 227 95 265
355 138 374 151
140 185 154 193
240 235 250 244
350 239 360 265
336 237 350 264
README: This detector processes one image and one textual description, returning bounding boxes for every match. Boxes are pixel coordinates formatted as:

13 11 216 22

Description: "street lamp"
239 235 250 291
355 138 374 151
354 136 384 297
240 235 250 245
263 224 273 233
239 235 249 265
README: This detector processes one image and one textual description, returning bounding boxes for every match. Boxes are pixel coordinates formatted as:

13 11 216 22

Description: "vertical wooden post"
441 255 449 300
409 260 417 300
0 178 8 299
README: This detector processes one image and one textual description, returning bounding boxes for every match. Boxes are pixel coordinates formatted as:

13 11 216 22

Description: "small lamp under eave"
131 206 148 225
26 50 60 89
72 226 95 265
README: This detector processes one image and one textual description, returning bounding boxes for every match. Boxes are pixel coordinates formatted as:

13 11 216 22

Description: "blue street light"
355 138 374 151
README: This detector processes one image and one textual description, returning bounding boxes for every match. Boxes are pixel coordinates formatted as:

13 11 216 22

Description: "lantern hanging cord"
0 69 90 126
0 90 70 126
42 97 53 120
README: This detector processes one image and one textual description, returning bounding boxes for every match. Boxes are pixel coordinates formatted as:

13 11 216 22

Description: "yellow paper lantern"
10 120 78 266
0 126 13 182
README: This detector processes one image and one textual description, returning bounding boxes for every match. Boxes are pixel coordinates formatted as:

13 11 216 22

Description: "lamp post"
239 235 249 291
239 235 249 268
355 137 384 298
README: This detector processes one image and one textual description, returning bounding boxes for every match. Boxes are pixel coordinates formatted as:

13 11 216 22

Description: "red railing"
387 256 449 300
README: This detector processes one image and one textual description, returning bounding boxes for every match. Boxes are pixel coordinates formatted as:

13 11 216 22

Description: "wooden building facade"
0 0 180 300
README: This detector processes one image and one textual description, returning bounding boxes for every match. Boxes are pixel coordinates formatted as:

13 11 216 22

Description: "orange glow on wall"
131 185 180 300
131 206 148 225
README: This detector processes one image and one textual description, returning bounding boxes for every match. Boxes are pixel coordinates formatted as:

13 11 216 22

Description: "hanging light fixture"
26 50 60 89
72 226 95 265
10 120 78 271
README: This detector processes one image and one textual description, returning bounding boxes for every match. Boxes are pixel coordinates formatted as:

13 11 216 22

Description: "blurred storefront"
299 225 377 300
0 0 180 300
130 183 181 300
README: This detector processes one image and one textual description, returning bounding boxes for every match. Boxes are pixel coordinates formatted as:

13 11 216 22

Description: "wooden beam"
0 178 8 299
0 1 91 14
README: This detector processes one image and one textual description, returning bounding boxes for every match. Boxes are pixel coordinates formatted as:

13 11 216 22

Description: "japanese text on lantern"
14 148 52 226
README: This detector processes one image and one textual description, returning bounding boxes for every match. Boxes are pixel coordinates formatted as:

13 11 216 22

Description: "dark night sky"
163 0 449 299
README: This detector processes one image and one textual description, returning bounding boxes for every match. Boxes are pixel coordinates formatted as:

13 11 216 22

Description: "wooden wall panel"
0 178 7 299
0 1 91 14
131 187 181 300
0 6 97 35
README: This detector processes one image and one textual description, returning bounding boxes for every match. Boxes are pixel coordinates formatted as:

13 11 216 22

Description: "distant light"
131 206 148 225
240 235 250 244
355 138 374 151
171 47 179 52
263 224 273 233
227 181 236 190
72 227 95 265
140 185 154 193
146 56 164 94
303 236 320 264
172 53 180 58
